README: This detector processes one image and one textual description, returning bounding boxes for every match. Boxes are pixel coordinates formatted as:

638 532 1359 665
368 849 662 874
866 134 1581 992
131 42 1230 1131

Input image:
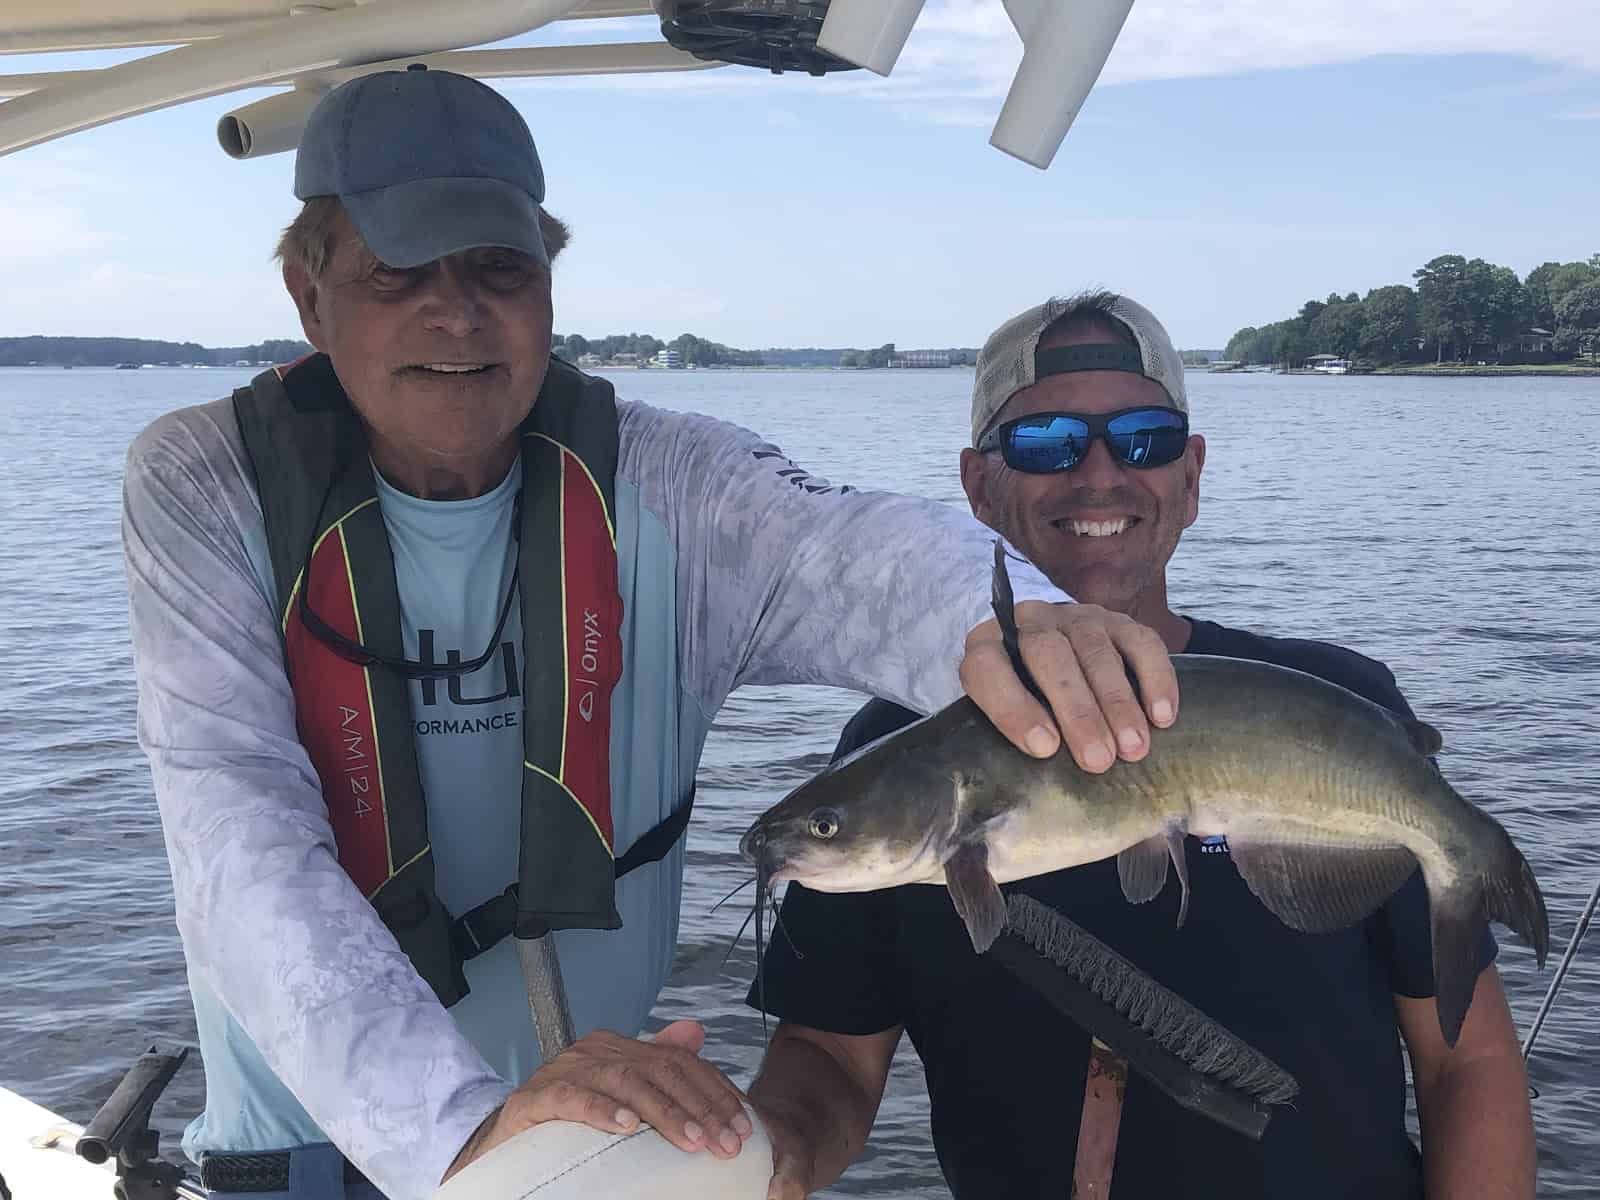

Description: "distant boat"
1306 354 1351 375
114 362 139 370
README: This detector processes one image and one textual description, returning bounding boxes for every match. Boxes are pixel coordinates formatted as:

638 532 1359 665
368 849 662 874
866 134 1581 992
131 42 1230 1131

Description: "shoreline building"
888 349 953 368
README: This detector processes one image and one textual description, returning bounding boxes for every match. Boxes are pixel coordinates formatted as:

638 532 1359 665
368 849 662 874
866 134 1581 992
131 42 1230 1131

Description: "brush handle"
987 937 1274 1141
1070 1039 1127 1197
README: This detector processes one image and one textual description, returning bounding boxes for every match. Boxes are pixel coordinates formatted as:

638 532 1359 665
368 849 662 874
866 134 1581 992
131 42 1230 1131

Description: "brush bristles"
1006 894 1299 1105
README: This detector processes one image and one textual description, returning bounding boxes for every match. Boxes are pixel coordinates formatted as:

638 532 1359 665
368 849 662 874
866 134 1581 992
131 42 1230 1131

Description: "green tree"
1523 262 1566 329
1223 326 1258 362
1462 259 1526 350
1358 285 1421 364
1414 254 1474 361
564 333 590 359
1270 320 1309 367
1309 299 1365 360
1546 260 1600 312
1553 280 1600 357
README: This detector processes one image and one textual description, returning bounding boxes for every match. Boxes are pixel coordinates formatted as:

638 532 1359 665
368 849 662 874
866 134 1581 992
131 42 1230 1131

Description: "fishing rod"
1521 877 1600 1068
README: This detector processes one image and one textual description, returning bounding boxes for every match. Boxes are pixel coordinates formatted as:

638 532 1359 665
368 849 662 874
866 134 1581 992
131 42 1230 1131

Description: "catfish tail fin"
1484 834 1550 967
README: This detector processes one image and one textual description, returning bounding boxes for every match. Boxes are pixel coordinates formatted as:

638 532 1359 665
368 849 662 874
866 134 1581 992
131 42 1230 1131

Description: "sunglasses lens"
1006 415 1090 472
1106 409 1187 468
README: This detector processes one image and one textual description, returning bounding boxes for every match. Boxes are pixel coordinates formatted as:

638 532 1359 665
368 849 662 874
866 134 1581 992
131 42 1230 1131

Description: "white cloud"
1557 106 1600 119
910 0 1600 85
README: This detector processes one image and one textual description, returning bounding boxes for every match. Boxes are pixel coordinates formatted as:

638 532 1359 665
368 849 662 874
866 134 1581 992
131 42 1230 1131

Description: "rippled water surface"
1 366 1596 1196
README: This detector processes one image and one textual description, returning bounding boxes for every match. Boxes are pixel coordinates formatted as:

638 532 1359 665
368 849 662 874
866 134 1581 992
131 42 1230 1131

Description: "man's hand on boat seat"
960 602 1177 771
439 1020 754 1184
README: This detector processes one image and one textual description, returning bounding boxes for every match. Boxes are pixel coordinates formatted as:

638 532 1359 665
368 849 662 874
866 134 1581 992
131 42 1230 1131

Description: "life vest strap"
450 790 696 966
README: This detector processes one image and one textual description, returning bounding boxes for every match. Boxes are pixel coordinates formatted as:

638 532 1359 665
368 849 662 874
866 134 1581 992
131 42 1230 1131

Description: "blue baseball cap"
294 66 548 268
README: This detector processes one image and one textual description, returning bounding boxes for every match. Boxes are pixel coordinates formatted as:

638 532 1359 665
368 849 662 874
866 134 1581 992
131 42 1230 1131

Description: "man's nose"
419 260 486 336
1073 435 1125 485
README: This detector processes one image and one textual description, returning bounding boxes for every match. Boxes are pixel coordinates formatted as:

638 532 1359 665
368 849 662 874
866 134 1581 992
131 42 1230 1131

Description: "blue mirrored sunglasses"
976 406 1189 474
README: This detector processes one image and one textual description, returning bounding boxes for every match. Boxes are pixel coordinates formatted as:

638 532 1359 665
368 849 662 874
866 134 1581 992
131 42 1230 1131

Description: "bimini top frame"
0 0 1135 169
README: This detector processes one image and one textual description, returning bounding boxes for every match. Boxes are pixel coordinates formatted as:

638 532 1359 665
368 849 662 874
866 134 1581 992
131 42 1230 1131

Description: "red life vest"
233 353 630 1006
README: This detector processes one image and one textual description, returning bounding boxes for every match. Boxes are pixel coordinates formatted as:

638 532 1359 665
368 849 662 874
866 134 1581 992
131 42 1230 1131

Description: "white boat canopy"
0 0 1134 168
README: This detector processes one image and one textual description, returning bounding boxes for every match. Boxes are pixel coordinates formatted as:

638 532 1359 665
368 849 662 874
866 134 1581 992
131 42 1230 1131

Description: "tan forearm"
1416 1055 1536 1200
1398 973 1536 1200
750 1028 887 1193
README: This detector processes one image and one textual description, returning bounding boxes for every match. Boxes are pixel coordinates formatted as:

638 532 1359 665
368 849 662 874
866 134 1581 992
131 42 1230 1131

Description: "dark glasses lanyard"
295 437 521 682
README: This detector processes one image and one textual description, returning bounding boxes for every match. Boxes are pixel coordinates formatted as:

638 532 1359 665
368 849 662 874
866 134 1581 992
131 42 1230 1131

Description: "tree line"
1224 254 1600 367
554 332 763 367
0 337 312 367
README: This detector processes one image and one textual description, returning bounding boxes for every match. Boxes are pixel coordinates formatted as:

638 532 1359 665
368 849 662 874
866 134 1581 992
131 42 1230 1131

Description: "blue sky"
0 1 1595 351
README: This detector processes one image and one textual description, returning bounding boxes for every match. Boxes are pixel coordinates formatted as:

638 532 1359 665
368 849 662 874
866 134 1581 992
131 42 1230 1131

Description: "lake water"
1 366 1597 1196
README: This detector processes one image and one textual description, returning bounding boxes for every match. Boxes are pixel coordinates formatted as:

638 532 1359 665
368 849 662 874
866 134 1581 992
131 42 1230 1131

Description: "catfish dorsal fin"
1403 718 1444 757
990 539 1050 709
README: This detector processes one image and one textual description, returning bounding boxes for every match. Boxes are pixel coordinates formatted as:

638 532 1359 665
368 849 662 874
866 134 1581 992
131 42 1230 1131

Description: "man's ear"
960 447 994 525
283 261 330 352
1182 433 1206 529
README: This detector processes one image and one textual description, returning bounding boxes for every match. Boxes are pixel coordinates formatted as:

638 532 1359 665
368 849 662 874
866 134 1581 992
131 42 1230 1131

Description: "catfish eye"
807 808 842 840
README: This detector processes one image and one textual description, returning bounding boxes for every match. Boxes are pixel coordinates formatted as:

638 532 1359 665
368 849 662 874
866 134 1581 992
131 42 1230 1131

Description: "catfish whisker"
754 861 770 1046
710 874 757 915
769 880 803 961
719 900 759 970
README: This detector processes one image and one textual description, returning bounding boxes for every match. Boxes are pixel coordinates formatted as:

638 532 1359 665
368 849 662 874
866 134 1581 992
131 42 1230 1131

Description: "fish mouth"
1052 515 1142 538
739 820 795 880
739 822 769 868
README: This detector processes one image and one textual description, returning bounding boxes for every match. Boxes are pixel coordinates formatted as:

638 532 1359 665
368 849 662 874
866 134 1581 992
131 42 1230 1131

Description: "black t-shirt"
750 618 1497 1200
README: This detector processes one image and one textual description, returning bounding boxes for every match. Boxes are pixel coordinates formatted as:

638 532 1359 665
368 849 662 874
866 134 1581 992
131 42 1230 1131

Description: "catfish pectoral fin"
1117 835 1172 906
1117 827 1192 927
1227 840 1416 933
946 841 1006 953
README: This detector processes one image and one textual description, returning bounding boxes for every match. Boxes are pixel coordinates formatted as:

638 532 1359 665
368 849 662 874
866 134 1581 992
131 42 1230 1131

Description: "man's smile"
402 361 498 376
1055 516 1142 538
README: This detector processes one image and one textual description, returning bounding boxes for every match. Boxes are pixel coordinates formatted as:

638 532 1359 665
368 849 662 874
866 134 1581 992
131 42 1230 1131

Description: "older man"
122 71 1178 1200
748 291 1536 1199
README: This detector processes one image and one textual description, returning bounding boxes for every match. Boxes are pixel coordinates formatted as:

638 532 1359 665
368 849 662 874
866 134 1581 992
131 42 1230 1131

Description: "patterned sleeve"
121 408 510 1200
615 400 1065 717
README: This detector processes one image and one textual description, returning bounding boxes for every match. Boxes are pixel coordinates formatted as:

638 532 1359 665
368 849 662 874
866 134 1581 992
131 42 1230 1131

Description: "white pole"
215 42 719 160
0 0 590 158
